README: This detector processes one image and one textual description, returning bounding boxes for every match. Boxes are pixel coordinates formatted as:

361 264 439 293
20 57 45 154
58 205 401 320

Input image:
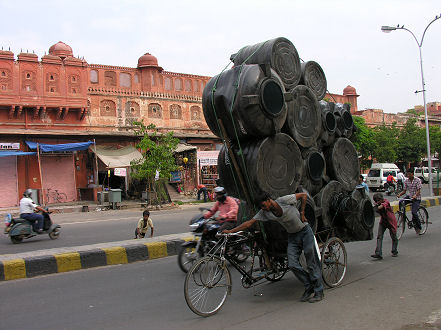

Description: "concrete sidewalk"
1 196 439 282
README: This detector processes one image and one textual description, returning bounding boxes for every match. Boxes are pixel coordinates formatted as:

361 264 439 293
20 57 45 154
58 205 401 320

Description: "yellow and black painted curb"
390 196 441 212
0 237 193 282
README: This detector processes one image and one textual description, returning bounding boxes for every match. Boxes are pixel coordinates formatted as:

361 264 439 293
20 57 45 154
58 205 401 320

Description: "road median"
0 232 193 281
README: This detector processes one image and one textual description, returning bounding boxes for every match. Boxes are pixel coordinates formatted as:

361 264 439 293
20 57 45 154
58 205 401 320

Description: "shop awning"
174 143 197 153
0 151 36 157
92 145 143 168
26 141 94 152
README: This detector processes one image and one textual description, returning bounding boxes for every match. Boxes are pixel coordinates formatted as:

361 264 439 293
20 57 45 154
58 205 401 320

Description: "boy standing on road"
223 192 324 303
135 210 154 239
371 192 398 260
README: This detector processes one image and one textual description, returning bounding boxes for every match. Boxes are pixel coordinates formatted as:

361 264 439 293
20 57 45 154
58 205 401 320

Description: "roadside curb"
0 233 194 281
390 195 441 212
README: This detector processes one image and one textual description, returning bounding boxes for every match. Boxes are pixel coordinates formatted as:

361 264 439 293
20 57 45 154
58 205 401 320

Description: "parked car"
366 163 399 191
414 167 439 183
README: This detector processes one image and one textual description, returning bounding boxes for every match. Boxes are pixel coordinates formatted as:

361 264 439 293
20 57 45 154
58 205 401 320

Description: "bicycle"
46 188 68 204
184 230 347 317
395 198 429 240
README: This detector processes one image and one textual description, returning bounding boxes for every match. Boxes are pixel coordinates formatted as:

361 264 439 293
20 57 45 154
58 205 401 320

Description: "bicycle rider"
396 168 423 235
223 192 324 303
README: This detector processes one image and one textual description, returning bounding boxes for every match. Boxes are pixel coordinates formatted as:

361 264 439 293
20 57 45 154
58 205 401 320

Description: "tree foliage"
130 121 179 183
371 123 399 163
350 116 376 170
396 118 425 164
429 125 441 160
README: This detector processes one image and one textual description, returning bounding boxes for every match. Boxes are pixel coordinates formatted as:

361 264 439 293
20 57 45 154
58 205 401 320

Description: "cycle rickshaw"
183 217 347 317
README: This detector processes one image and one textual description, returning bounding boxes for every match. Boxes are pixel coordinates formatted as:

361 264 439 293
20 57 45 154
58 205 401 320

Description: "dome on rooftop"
49 41 73 59
343 85 358 96
137 53 159 68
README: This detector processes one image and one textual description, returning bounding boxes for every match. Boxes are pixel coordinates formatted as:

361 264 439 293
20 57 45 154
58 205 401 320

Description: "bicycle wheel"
178 246 199 273
184 256 231 317
395 211 405 240
57 192 67 203
321 237 347 288
417 207 429 235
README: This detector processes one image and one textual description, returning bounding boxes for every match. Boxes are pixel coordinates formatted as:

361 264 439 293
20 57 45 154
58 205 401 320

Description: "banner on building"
197 150 219 166
114 168 127 177
0 143 20 150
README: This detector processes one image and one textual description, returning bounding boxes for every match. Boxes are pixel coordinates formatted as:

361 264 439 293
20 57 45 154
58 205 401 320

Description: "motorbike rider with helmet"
19 189 47 233
386 172 396 191
203 186 239 232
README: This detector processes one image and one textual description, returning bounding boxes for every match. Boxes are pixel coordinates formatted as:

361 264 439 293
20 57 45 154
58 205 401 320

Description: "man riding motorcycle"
203 186 239 232
386 173 396 191
19 188 47 233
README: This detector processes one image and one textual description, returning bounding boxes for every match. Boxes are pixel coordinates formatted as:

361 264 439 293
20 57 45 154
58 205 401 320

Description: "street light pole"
381 15 440 196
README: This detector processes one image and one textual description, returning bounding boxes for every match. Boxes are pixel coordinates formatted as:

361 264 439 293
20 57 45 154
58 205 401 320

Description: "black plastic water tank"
300 61 327 101
230 37 301 91
202 64 287 140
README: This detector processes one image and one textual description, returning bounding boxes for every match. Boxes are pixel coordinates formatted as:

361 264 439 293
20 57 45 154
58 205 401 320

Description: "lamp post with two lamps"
381 14 440 196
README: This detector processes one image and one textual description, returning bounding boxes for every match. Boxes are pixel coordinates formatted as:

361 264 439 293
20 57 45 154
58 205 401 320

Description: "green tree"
350 116 376 170
396 118 425 164
372 123 399 163
429 125 441 162
131 121 179 203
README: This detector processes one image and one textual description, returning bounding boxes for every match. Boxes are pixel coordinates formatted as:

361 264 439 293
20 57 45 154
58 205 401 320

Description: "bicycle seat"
12 218 31 224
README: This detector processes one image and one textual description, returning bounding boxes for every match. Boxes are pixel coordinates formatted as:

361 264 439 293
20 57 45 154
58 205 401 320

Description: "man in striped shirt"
397 169 423 235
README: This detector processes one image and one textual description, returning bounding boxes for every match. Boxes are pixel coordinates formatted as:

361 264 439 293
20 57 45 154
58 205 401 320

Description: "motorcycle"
384 182 396 196
4 209 61 244
178 208 249 273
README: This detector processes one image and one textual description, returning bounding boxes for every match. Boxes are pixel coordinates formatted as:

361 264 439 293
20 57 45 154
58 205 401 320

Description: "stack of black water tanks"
202 37 374 243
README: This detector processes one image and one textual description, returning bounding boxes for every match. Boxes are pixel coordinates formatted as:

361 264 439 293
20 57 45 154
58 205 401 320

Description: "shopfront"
0 143 36 207
197 150 219 190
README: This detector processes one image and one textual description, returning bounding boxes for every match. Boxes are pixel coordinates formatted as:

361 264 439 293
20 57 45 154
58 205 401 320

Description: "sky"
0 0 440 113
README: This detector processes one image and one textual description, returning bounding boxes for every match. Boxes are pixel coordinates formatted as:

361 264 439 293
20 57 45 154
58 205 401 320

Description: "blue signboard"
170 171 182 183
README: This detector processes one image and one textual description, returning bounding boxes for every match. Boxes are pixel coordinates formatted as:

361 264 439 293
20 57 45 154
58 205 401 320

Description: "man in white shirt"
19 189 46 233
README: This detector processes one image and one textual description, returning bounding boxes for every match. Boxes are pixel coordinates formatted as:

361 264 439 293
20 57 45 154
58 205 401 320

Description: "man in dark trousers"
224 191 324 303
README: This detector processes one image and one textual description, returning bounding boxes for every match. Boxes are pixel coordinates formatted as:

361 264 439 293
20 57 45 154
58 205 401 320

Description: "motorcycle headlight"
189 223 200 230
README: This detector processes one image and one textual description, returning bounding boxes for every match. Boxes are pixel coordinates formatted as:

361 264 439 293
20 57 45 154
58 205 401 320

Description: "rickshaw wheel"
321 237 347 288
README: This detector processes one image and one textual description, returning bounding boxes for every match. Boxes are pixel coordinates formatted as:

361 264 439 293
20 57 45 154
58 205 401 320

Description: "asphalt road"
0 205 440 329
0 184 433 254
0 204 214 255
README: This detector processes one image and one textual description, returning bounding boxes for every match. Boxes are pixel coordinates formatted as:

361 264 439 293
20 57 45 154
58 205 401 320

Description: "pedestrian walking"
371 192 398 260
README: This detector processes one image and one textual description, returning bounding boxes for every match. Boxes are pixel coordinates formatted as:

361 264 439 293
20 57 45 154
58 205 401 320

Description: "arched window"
90 70 98 83
148 103 162 118
100 100 117 116
185 80 192 92
120 73 131 88
174 78 182 91
190 105 201 121
164 77 172 91
169 104 182 119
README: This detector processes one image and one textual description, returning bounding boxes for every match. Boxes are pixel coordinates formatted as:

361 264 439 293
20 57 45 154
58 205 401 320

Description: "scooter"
5 210 61 244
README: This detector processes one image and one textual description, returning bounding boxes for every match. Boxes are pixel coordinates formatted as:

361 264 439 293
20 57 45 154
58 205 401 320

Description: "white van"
414 167 439 183
366 163 400 191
